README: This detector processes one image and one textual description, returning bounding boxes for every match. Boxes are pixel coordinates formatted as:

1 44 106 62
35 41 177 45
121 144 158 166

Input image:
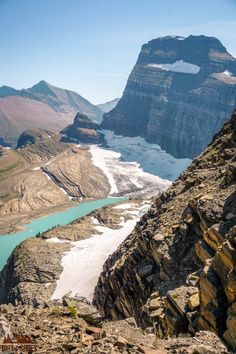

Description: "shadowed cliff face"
94 110 236 348
101 35 236 158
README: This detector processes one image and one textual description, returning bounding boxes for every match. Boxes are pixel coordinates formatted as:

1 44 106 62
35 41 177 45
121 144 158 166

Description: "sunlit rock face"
101 35 236 158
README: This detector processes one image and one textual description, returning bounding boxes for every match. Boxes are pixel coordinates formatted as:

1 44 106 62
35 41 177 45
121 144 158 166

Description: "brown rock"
86 326 106 340
187 293 200 311
115 335 128 347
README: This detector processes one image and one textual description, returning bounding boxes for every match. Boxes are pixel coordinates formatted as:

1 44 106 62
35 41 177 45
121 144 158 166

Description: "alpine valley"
0 34 235 354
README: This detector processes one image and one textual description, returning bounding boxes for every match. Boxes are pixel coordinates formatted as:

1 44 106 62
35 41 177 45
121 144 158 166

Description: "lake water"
0 198 124 270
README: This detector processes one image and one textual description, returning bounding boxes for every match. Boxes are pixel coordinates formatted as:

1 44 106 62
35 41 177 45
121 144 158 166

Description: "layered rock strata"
101 35 236 158
94 110 236 348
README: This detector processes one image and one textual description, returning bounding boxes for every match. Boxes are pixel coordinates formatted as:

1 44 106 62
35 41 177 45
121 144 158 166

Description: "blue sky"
0 0 236 104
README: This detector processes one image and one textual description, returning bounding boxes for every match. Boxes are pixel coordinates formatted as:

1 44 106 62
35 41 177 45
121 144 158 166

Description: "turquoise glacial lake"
0 198 124 270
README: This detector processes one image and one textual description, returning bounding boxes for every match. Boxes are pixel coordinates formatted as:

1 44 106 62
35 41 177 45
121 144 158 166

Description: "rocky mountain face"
61 112 105 144
97 98 119 113
101 35 236 158
0 201 229 353
94 110 236 349
0 81 103 147
0 130 110 234
17 129 59 149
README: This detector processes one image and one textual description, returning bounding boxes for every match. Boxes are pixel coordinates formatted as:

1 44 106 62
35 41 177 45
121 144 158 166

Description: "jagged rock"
187 293 200 311
0 238 71 306
94 110 236 349
101 35 236 158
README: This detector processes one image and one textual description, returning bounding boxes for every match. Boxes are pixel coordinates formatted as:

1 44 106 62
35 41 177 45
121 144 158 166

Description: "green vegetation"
67 305 78 318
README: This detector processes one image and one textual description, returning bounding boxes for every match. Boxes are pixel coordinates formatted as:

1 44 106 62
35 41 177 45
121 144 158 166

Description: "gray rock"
101 35 236 158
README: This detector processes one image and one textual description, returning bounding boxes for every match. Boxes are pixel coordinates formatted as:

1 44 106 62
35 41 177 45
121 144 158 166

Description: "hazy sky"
0 0 236 103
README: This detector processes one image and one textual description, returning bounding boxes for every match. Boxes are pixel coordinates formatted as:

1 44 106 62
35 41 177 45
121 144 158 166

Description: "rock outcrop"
101 35 236 158
17 129 55 149
61 112 105 144
94 110 236 349
0 238 71 306
0 297 227 353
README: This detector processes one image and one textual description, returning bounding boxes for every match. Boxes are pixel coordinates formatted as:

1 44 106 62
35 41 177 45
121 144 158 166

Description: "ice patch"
59 187 72 199
44 161 52 166
223 70 234 77
147 60 200 74
89 146 119 194
89 145 171 198
43 172 52 181
102 130 191 181
91 217 99 225
51 204 144 301
33 167 40 171
113 203 134 210
168 35 185 40
47 237 70 244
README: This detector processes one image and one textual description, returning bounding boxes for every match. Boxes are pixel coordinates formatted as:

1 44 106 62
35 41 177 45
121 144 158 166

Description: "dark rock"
101 35 236 158
61 112 105 144
94 110 236 349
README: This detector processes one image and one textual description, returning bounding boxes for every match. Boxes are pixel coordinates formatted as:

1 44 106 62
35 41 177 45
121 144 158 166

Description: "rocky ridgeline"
101 35 236 158
0 295 228 354
94 110 236 349
16 129 68 164
0 80 103 147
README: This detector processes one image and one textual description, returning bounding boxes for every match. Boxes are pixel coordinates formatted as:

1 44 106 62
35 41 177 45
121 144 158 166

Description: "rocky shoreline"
0 200 148 306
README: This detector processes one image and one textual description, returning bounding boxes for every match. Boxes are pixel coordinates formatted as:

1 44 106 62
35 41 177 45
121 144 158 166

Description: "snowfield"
223 70 234 77
147 60 200 74
90 146 119 194
89 144 171 199
101 130 191 181
50 201 149 301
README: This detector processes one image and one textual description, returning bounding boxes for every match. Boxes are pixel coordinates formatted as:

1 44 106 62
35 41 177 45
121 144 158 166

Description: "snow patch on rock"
51 202 147 301
223 70 234 77
147 60 200 74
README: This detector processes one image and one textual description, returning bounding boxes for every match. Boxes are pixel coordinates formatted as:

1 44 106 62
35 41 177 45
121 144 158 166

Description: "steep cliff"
94 110 236 348
101 35 236 158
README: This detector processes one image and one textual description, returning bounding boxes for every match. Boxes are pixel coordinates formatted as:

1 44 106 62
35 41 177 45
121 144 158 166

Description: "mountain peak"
29 80 56 97
136 34 236 77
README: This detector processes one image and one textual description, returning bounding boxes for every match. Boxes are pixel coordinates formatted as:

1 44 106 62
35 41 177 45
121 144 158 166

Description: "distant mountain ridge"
101 35 236 158
0 81 103 147
97 98 119 113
